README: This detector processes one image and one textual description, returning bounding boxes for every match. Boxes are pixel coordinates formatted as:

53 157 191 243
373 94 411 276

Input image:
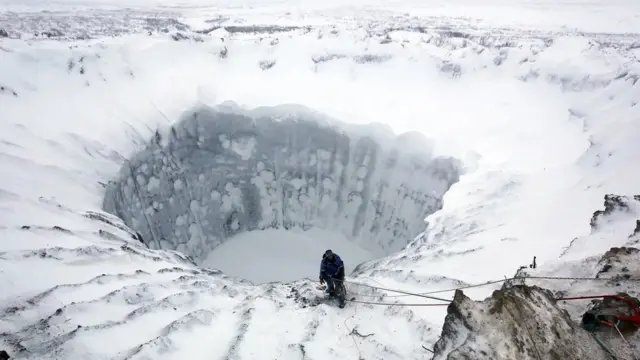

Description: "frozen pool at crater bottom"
201 228 377 284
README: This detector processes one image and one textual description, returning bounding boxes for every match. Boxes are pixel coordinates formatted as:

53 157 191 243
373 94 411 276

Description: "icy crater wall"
103 106 461 263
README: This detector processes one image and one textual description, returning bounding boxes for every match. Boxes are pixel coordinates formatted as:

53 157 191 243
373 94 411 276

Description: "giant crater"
103 104 462 283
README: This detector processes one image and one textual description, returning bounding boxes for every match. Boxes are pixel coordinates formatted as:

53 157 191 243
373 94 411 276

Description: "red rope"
558 294 640 325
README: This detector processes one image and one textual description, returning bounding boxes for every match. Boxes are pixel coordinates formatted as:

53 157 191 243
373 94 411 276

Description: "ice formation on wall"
103 105 461 263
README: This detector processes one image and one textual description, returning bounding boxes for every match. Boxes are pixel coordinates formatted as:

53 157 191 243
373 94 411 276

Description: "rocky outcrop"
596 247 640 283
432 286 611 360
558 195 640 260
103 105 461 262
579 290 640 360
435 245 640 360
590 194 640 232
631 220 640 241
582 292 640 333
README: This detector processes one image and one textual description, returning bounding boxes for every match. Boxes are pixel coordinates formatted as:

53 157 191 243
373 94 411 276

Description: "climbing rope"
527 275 640 281
347 275 640 300
343 277 640 360
348 278 506 298
613 323 638 360
343 305 365 360
558 295 631 301
337 275 640 360
343 283 380 360
349 299 449 307
346 282 452 303
338 274 640 335
592 333 619 360
563 294 640 360
508 295 543 360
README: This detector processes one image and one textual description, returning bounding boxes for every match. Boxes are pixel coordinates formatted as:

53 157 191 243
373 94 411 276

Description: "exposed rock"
599 247 640 264
560 195 640 258
170 31 203 42
596 247 640 283
432 286 611 360
0 85 19 97
580 293 640 359
223 25 303 34
51 226 71 233
582 293 640 333
353 54 392 64
97 229 122 242
85 210 132 233
134 231 145 244
40 28 64 38
590 194 640 231
0 29 8 37
632 220 640 239
0 350 9 360
259 59 275 70
379 35 392 44
311 54 347 64
438 61 461 78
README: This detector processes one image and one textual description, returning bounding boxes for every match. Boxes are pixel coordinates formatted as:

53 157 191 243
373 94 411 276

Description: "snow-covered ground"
1 0 640 359
2 0 640 35
202 228 376 283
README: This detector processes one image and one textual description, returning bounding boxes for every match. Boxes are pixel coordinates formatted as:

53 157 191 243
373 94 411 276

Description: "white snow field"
202 229 377 283
1 0 640 359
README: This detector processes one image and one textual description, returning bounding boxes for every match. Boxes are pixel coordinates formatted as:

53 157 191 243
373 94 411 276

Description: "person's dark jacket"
320 253 344 279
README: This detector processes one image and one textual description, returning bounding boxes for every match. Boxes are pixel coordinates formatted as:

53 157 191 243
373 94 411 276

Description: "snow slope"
1 0 640 359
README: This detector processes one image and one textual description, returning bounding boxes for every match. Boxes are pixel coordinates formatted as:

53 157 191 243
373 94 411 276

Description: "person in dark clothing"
319 249 345 308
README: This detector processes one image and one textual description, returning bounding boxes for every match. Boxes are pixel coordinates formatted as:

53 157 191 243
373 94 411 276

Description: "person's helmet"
324 249 336 263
